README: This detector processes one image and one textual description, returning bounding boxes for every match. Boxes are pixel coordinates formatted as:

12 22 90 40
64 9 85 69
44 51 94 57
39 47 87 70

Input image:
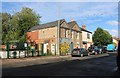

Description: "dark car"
97 46 103 54
71 48 90 57
88 46 100 55
117 40 120 70
93 46 100 55
88 45 94 54
102 46 107 53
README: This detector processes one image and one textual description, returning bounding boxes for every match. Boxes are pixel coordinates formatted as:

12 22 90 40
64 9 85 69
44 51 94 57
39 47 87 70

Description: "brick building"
27 19 83 55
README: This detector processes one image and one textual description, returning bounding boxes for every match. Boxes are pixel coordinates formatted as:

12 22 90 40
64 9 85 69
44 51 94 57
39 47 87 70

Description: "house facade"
113 37 119 47
81 25 93 49
68 21 82 49
27 19 83 56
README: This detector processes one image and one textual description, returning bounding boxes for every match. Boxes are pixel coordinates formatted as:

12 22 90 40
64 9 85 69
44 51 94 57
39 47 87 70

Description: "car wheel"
88 53 90 56
72 55 75 57
81 54 83 57
95 52 98 55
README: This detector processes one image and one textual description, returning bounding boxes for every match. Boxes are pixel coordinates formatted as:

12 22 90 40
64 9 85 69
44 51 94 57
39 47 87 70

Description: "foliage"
2 7 41 44
60 42 70 55
92 27 113 46
2 13 12 44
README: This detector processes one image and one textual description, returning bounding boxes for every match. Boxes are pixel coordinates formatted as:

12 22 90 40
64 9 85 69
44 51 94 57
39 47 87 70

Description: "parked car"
88 45 94 54
97 46 103 54
114 47 118 51
88 46 100 55
71 48 90 57
102 46 107 53
117 40 120 70
93 46 101 55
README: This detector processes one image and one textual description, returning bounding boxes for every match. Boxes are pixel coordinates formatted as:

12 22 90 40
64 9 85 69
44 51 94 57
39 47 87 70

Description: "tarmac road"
2 53 120 77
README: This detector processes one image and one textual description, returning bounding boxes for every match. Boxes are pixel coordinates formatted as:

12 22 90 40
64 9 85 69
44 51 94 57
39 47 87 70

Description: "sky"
2 1 119 38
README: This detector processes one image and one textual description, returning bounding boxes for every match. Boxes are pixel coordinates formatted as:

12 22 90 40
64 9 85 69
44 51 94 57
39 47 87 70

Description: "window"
87 33 90 39
76 32 79 39
65 29 66 38
72 31 74 38
65 29 68 38
77 42 79 46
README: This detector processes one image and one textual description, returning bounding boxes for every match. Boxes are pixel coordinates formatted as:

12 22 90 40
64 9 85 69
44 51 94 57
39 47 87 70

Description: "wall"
38 27 57 39
27 30 39 42
82 31 92 49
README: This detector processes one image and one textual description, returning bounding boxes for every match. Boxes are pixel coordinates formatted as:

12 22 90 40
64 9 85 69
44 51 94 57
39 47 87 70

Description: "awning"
83 41 87 44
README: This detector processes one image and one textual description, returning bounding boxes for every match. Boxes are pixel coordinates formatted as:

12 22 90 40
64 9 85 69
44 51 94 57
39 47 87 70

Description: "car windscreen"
73 49 80 51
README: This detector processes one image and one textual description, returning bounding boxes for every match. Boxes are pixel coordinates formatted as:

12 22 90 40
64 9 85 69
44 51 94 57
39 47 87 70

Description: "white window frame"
72 31 74 38
76 32 79 39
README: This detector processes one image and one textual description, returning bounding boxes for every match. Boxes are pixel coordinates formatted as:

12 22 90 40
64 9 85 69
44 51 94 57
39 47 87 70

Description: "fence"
0 41 42 59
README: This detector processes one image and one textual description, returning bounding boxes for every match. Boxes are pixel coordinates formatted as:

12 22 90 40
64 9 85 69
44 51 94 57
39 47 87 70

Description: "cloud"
105 29 118 37
106 21 118 26
60 2 118 21
2 0 119 2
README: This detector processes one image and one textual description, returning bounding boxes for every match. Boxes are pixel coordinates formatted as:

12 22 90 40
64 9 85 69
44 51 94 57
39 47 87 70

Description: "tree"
92 27 112 46
2 7 41 44
12 7 41 42
2 13 12 44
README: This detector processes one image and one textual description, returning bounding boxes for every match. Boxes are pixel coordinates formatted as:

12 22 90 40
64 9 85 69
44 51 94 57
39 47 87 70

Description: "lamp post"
57 0 60 56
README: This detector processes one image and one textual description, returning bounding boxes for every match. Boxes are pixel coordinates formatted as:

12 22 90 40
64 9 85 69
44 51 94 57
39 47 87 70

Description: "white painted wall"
43 43 48 54
0 51 25 58
51 43 56 55
82 31 92 43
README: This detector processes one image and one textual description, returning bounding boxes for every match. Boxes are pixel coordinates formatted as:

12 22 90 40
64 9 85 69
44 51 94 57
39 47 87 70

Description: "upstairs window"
87 33 90 39
76 32 79 39
65 29 68 38
72 31 74 38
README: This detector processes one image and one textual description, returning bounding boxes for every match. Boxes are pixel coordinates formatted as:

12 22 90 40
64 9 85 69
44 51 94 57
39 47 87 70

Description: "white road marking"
113 67 118 72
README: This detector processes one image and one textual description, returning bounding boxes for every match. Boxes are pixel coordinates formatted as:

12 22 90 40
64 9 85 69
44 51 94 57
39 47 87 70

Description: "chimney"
71 19 75 22
82 25 86 30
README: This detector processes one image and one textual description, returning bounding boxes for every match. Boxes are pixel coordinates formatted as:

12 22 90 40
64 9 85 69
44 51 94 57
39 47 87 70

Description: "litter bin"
13 51 17 58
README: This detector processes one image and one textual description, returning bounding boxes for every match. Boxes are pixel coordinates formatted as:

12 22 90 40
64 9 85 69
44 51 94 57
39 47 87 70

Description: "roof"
28 19 92 34
68 21 81 32
28 19 65 32
68 21 76 28
113 37 120 41
80 28 92 34
68 21 92 33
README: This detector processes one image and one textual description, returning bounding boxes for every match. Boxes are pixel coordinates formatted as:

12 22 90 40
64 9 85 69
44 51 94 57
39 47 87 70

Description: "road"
2 53 120 77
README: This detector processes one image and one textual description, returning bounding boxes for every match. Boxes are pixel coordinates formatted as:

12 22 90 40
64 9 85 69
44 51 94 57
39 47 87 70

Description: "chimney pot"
82 25 86 30
71 19 75 22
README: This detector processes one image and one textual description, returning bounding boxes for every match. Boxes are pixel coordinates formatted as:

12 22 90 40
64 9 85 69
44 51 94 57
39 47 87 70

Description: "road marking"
113 67 118 72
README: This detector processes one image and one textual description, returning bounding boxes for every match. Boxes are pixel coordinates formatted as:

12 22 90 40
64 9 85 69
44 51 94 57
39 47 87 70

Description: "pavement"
1 53 109 69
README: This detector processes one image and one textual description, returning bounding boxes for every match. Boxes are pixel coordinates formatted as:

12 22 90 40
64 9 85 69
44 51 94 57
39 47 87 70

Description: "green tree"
12 7 41 42
2 7 41 44
92 27 112 46
2 13 12 44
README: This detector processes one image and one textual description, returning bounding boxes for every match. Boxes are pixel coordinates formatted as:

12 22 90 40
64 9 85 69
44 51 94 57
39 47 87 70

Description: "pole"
57 0 60 55
6 41 10 59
